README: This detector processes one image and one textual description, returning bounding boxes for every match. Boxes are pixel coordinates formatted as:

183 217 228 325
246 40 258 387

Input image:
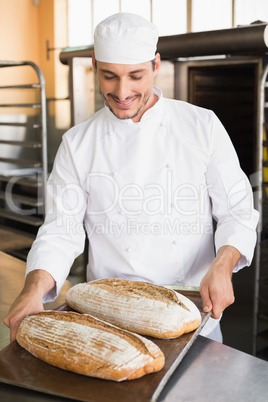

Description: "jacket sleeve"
205 112 259 271
26 136 87 302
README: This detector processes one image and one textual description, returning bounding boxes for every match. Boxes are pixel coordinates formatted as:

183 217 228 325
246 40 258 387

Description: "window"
192 0 232 32
121 0 151 20
93 0 119 27
152 0 187 35
68 0 93 46
67 0 187 47
67 0 268 47
235 0 268 25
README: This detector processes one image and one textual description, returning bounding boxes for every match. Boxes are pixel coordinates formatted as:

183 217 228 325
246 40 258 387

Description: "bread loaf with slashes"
16 310 165 381
66 279 202 339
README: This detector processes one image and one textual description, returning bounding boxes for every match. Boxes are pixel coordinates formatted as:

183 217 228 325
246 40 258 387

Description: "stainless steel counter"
159 335 268 401
0 252 267 401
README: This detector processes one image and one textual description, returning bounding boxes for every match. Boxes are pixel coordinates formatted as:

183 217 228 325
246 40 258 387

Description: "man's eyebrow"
129 69 146 74
99 68 146 75
99 69 117 75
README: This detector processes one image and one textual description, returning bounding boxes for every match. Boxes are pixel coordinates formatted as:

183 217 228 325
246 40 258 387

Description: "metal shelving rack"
253 61 268 360
0 61 47 238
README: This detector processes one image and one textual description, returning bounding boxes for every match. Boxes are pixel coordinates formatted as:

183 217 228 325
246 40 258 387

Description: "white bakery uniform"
26 86 259 341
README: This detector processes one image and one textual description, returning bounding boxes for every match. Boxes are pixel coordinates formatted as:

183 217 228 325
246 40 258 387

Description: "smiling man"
92 13 160 122
4 13 259 344
93 57 160 121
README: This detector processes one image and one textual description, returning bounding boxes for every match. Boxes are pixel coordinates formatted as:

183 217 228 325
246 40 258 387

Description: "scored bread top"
66 279 201 338
29 311 152 356
16 310 165 381
94 279 179 303
92 278 188 307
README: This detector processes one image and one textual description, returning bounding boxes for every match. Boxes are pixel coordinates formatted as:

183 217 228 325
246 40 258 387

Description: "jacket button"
125 247 132 253
108 129 114 136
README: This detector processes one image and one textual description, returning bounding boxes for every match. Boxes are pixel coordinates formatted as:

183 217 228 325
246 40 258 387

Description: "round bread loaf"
66 279 202 339
16 310 165 382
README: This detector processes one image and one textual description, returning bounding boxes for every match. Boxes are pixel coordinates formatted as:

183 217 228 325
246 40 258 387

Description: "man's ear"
92 51 96 72
154 53 161 76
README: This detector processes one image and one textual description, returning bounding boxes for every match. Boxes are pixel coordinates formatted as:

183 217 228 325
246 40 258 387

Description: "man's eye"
103 75 115 80
131 76 142 80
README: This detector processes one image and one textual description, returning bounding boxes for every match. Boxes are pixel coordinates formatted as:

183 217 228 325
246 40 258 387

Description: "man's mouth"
108 94 139 109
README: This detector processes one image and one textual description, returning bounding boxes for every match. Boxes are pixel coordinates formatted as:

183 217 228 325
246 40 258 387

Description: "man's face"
93 54 160 122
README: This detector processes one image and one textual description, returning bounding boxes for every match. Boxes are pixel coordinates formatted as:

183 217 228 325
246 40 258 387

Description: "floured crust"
16 311 165 382
66 279 202 339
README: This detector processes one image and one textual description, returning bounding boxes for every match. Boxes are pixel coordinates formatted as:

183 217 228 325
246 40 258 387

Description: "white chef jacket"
26 86 259 337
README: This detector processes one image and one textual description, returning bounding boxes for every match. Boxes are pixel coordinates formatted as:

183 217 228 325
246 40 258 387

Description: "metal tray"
0 290 210 402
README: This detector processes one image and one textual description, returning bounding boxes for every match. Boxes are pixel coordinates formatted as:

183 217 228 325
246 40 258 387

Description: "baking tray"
0 290 210 402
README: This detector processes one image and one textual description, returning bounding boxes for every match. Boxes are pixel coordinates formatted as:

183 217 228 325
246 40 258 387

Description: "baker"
4 13 259 343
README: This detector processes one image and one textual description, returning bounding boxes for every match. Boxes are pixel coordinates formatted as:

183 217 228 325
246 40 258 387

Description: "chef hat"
94 13 159 64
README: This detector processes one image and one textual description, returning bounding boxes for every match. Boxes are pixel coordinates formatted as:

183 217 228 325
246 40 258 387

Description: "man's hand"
3 270 56 342
4 291 44 343
200 246 241 319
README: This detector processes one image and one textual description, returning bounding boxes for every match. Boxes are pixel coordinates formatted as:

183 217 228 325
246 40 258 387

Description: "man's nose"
115 78 130 100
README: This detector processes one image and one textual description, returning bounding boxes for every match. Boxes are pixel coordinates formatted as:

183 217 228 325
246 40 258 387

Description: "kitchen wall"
0 0 70 166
